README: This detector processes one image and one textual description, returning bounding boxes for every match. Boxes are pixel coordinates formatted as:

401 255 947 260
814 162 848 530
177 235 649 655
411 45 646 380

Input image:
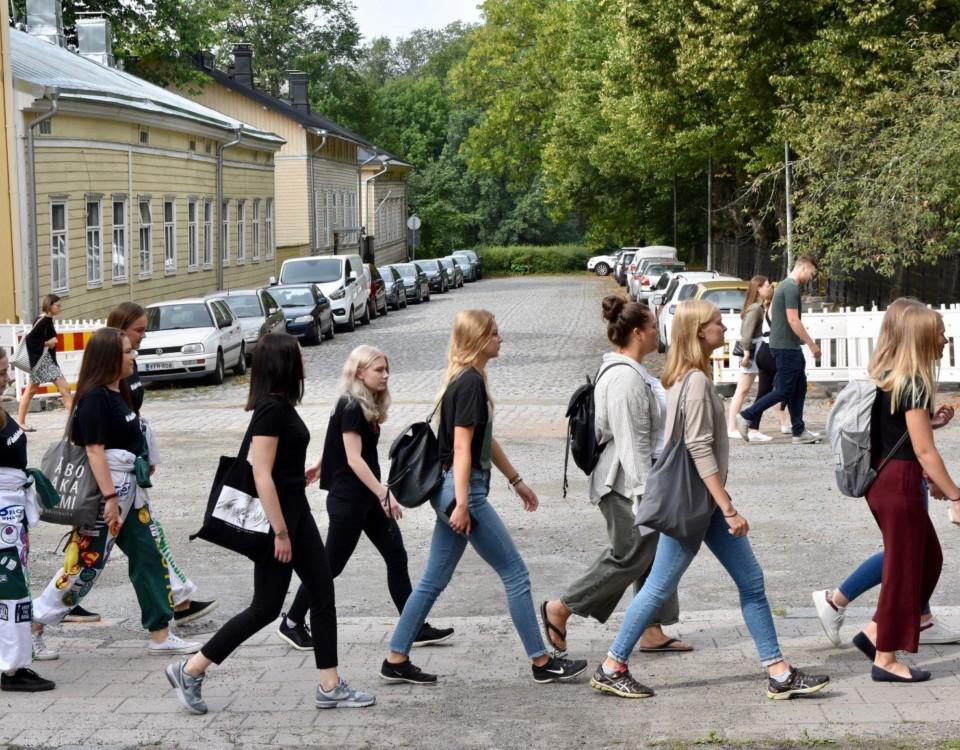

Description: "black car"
378 265 409 310
270 284 335 344
392 262 431 303
439 257 465 288
417 258 451 293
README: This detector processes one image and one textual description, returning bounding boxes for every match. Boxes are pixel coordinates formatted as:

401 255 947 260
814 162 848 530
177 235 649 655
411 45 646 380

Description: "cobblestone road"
10 274 960 748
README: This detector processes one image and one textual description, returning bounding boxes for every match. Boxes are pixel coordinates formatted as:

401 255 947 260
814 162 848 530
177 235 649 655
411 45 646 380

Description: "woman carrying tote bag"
17 294 73 431
593 300 830 701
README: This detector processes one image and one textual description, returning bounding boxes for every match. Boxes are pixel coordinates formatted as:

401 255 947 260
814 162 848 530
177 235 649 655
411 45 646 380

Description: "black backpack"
387 402 443 508
563 362 633 497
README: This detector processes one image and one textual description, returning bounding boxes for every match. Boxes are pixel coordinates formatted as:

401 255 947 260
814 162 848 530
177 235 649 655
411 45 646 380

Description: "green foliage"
473 245 592 275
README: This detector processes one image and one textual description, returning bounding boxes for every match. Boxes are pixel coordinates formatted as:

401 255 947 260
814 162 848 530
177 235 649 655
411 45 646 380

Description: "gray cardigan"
590 353 662 504
738 302 765 355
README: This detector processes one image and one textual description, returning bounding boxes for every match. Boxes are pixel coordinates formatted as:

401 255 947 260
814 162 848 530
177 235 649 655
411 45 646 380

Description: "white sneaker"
792 430 821 444
727 430 744 439
918 616 960 645
811 590 845 646
734 414 751 441
747 430 772 443
31 631 59 661
148 632 201 655
780 426 792 435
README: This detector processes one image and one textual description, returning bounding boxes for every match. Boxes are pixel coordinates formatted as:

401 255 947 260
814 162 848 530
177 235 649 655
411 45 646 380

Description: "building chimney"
287 71 310 113
76 17 114 67
229 44 254 89
26 0 65 47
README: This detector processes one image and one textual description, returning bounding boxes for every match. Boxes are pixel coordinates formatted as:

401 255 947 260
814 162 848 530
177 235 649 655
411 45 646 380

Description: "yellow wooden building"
0 3 20 322
9 14 285 322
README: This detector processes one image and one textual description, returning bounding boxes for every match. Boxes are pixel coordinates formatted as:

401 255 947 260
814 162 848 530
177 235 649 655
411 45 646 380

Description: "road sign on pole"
407 214 421 259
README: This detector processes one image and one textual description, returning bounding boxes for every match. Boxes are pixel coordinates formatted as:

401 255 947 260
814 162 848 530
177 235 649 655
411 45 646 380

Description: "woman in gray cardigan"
540 296 691 655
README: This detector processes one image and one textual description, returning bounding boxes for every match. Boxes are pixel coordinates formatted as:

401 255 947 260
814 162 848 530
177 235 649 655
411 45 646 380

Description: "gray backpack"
827 380 908 497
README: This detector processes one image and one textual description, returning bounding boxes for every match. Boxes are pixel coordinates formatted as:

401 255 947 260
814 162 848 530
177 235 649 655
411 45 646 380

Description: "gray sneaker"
165 658 207 715
734 413 751 441
315 679 376 709
792 430 821 444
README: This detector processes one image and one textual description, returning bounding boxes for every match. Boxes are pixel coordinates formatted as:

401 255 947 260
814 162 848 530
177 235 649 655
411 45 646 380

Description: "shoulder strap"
876 431 909 475
668 370 699 442
595 361 638 384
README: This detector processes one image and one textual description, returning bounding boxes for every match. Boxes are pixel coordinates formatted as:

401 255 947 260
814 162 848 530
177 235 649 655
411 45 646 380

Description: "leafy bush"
477 245 593 275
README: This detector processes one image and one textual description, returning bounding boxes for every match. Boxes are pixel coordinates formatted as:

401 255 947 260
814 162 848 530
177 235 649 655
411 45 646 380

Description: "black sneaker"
412 622 454 647
276 612 313 651
532 653 588 683
173 600 219 625
767 667 830 700
379 659 438 685
1 668 55 692
589 664 655 698
63 605 100 623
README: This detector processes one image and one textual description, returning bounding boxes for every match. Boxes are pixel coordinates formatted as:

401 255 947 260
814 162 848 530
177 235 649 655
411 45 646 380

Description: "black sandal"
540 601 566 652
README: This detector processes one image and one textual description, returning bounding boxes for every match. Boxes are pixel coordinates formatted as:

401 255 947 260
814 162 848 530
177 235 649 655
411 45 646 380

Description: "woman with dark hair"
31 328 199 659
541 296 691 656
17 294 73 431
165 333 374 715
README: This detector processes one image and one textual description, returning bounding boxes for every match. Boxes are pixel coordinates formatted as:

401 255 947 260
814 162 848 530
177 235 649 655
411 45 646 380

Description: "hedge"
475 245 593 275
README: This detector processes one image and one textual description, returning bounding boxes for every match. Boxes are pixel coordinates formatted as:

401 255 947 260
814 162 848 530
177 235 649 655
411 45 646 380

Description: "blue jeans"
740 348 807 436
389 469 547 659
838 480 932 616
608 507 783 666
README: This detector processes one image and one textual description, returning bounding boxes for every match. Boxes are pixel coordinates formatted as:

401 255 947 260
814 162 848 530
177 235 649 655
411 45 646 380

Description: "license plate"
144 362 174 372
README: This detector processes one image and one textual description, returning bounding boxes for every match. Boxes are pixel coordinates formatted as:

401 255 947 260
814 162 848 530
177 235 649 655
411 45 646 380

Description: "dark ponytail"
601 295 654 347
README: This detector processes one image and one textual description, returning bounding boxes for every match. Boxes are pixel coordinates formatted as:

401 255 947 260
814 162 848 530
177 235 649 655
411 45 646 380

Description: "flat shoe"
638 637 694 653
539 601 566 652
852 631 876 662
871 664 931 683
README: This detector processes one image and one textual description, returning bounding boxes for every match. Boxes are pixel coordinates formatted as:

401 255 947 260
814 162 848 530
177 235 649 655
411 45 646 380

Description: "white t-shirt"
637 363 667 459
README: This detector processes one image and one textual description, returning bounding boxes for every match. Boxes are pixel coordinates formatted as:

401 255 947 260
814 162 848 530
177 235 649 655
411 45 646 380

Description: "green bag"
25 468 61 509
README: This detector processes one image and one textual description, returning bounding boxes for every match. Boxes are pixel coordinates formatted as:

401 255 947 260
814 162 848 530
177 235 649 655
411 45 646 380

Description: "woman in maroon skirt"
865 303 960 682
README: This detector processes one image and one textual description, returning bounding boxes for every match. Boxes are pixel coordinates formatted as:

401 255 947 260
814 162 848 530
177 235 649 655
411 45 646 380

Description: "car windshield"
647 264 684 276
280 258 342 284
702 288 746 311
440 259 455 270
220 294 261 318
377 267 393 281
394 263 417 279
271 288 315 307
147 303 212 331
677 283 699 301
620 253 635 264
420 260 439 271
454 250 477 261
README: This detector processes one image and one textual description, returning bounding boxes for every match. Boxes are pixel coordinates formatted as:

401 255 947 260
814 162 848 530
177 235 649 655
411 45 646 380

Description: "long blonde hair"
869 302 941 414
870 297 923 368
662 300 717 388
338 345 391 424
436 309 497 405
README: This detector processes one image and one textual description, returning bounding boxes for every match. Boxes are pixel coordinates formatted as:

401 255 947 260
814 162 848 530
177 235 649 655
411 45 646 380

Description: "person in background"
17 294 73 431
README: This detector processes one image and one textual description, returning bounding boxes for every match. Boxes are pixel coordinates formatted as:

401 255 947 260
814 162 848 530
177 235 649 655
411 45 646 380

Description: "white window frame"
221 200 230 267
187 199 198 270
252 199 260 261
50 200 68 293
266 198 274 259
85 198 103 288
163 199 176 274
112 198 127 281
236 199 246 264
202 199 212 267
138 198 152 278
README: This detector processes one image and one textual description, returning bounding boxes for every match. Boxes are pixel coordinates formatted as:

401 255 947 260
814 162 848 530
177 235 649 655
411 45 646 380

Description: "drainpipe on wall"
216 126 242 290
26 89 58 320
357 150 378 238
307 129 327 255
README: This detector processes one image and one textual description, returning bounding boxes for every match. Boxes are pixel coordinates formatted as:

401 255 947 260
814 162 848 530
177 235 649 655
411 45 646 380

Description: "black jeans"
749 342 778 431
201 510 338 669
287 493 412 624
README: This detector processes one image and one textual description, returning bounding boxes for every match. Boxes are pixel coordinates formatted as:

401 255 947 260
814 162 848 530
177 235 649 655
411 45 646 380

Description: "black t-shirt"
248 396 310 490
128 360 145 413
0 417 27 470
25 316 57 367
872 380 932 463
319 396 381 502
71 386 144 454
438 368 492 469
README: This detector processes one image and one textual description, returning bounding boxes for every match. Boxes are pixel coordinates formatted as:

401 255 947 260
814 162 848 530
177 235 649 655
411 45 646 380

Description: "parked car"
613 250 637 285
207 288 286 361
652 271 732 352
452 249 481 281
417 258 451 293
276 254 369 332
366 264 389 319
270 284 335 344
586 251 620 276
625 246 678 278
393 262 431 303
139 298 245 385
629 261 687 303
439 256 465 288
692 279 750 312
378 265 408 310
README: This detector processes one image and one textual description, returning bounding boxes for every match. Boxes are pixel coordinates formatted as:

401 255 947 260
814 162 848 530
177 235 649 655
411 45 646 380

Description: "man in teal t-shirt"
738 256 821 443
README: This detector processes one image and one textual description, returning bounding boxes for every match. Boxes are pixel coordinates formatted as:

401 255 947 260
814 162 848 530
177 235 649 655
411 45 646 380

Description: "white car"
276 254 370 332
628 260 686 302
586 252 620 276
652 271 733 352
139 298 246 384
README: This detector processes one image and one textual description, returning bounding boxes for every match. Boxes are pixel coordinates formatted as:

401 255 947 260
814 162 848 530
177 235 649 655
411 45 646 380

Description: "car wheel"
368 298 378 320
360 301 372 326
415 289 423 304
323 318 335 340
232 343 247 375
424 289 431 302
657 334 667 354
380 298 388 316
343 310 356 332
209 351 225 385
305 322 321 346
441 280 448 293
402 294 408 309
594 262 610 276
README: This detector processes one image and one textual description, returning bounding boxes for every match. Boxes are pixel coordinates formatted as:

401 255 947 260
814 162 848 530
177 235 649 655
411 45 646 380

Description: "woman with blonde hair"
277 345 454 651
593 300 829 699
380 310 588 686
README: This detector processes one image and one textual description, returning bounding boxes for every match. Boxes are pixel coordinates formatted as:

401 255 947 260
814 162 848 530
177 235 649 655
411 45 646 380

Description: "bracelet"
723 510 738 518
509 476 523 487
275 530 289 539
103 493 118 502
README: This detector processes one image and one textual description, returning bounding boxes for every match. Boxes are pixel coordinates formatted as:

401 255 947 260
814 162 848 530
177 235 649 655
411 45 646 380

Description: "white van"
276 254 370 332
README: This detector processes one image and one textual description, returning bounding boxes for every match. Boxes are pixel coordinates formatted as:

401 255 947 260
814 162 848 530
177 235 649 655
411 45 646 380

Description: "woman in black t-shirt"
380 310 588 687
16 294 72 431
32 327 195 659
166 333 374 716
278 346 454 651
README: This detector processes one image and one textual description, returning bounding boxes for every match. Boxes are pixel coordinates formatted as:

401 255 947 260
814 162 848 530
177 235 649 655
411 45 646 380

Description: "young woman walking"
725 276 790 442
32 328 198 659
540 297 691 655
165 333 374 715
0 350 54 691
380 309 588 686
812 298 960 650
17 294 73 431
277 345 453 651
592 300 830 700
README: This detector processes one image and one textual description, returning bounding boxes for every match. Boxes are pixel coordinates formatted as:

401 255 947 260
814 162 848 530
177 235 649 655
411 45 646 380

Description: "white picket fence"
712 304 960 384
